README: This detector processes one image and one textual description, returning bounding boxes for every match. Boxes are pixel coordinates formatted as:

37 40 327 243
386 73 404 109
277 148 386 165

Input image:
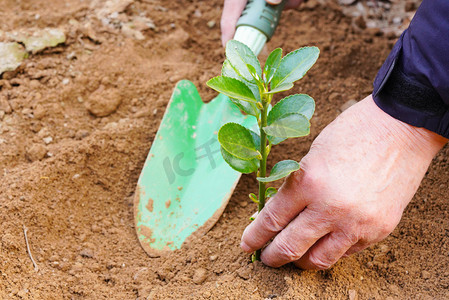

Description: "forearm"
373 0 449 139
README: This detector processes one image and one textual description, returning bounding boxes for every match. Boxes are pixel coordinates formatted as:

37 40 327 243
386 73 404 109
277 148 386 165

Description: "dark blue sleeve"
372 0 449 138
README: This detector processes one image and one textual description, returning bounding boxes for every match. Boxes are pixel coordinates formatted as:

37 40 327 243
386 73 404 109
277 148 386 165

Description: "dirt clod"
26 143 47 161
84 86 122 117
192 268 208 284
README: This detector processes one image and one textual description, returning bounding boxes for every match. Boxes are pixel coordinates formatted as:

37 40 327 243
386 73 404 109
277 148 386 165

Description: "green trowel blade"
134 80 257 257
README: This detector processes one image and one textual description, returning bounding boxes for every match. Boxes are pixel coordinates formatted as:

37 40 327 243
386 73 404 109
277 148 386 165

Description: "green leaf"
207 76 257 103
249 193 258 203
271 47 319 89
264 48 282 84
268 94 315 121
222 59 240 79
246 64 264 91
221 147 259 174
248 130 261 150
222 60 261 117
265 187 278 198
263 113 310 138
226 40 262 83
264 82 294 94
218 123 260 160
267 136 286 145
257 160 300 183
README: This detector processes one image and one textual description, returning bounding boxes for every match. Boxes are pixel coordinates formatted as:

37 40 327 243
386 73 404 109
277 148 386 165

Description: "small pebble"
43 136 53 144
379 244 389 253
193 9 202 18
207 20 216 28
349 289 358 300
392 16 402 25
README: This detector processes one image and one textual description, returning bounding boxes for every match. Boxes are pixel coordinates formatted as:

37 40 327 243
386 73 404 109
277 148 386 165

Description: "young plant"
207 40 319 261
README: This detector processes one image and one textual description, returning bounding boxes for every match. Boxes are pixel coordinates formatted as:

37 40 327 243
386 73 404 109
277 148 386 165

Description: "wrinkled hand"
221 0 303 46
241 95 447 269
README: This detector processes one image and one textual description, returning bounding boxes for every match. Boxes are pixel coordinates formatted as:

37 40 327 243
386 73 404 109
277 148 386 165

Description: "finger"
260 208 331 267
241 170 309 253
293 231 357 270
221 0 248 46
267 0 303 9
285 0 304 9
343 240 371 257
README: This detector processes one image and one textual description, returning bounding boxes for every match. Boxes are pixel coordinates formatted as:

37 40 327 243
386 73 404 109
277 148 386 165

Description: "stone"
209 255 217 261
9 28 66 53
0 42 27 75
207 20 216 28
349 289 358 300
193 268 207 284
43 136 53 144
26 144 47 162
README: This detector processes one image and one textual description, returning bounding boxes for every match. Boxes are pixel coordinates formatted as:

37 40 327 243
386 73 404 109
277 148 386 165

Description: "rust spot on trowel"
177 186 183 191
146 198 154 212
165 199 171 208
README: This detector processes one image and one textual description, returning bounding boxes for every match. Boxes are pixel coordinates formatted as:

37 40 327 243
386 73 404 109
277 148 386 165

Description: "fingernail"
268 0 282 4
240 240 252 253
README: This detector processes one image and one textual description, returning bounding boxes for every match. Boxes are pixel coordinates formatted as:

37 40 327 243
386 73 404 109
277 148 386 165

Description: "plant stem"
254 100 269 261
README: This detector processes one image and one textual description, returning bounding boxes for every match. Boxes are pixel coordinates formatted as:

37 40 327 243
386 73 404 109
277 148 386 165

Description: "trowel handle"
236 0 286 41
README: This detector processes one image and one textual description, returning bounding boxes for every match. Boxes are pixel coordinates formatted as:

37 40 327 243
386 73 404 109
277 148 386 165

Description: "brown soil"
1 0 448 299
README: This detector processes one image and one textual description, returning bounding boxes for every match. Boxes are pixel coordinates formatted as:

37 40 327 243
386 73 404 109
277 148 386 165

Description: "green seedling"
207 40 319 261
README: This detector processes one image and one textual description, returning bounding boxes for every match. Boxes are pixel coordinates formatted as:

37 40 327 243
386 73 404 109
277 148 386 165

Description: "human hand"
221 0 304 46
241 95 448 269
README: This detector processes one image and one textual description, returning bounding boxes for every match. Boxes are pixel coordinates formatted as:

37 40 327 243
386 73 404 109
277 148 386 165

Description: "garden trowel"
134 0 286 257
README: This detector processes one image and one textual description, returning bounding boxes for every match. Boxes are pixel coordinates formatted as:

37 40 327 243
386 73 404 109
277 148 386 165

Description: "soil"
1 0 448 299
